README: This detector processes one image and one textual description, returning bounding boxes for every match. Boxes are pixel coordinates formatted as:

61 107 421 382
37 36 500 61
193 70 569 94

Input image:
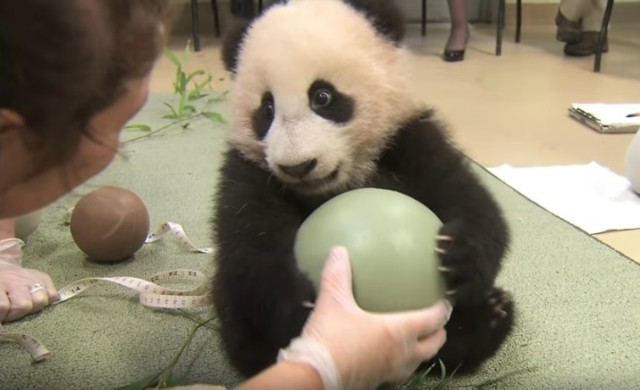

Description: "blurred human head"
0 0 172 217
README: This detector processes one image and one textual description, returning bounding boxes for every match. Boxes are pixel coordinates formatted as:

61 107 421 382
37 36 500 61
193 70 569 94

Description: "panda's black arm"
212 149 316 368
377 113 510 304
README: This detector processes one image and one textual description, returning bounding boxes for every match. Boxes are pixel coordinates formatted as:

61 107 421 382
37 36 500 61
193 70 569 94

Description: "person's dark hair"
0 0 171 165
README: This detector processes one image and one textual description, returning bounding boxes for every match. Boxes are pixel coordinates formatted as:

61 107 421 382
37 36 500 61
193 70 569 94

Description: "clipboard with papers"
568 103 640 134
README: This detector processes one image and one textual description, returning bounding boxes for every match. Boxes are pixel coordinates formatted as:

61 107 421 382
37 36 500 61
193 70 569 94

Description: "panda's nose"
279 159 317 179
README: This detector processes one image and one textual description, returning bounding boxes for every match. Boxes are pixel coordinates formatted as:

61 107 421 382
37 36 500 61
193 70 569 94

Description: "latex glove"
163 386 226 390
278 246 452 390
0 238 58 323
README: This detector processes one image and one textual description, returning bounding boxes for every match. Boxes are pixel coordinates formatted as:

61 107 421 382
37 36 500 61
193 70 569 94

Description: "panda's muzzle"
276 161 340 190
278 159 318 179
293 166 341 190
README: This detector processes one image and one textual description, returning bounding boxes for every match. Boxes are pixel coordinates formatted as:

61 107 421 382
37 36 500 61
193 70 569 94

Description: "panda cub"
212 0 514 379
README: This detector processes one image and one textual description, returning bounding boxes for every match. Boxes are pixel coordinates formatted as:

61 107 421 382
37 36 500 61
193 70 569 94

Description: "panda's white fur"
229 0 421 194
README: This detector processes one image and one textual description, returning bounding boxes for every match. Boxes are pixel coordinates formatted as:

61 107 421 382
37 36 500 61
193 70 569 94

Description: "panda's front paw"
435 219 484 303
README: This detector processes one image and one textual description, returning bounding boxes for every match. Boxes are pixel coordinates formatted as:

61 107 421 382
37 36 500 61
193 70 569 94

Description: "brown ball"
70 186 150 263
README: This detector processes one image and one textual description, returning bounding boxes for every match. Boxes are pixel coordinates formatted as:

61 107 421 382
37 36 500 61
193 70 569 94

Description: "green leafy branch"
403 359 461 390
116 312 218 390
124 47 228 144
162 48 220 121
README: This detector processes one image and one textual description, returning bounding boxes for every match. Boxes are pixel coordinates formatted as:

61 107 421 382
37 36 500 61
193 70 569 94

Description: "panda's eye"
263 94 275 120
264 100 275 120
252 92 275 139
307 80 353 124
311 89 332 110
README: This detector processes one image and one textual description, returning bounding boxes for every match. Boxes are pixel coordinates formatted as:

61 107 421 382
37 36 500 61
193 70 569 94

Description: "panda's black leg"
213 272 316 377
216 311 280 377
429 286 515 374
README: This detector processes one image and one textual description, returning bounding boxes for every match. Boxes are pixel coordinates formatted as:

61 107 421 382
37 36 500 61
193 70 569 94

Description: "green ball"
294 188 446 313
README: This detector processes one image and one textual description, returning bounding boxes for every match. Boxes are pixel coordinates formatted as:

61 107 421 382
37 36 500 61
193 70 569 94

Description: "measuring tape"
56 268 211 309
145 221 213 254
0 324 50 362
1 220 214 362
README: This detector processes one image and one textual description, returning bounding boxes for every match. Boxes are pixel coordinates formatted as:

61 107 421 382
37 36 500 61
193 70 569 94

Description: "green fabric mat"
2 95 639 390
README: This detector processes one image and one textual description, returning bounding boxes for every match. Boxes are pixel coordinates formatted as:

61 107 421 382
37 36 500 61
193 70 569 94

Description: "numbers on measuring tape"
56 269 212 308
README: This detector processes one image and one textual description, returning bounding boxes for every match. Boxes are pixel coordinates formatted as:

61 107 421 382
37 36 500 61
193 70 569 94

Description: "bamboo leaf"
182 47 191 63
184 70 206 86
177 92 187 117
164 48 182 68
188 75 213 101
202 111 226 124
124 124 152 132
177 71 187 94
438 359 446 381
206 90 229 104
163 102 179 119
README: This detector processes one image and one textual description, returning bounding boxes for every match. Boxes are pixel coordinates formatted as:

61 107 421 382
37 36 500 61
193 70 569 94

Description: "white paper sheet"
571 103 640 127
488 162 640 234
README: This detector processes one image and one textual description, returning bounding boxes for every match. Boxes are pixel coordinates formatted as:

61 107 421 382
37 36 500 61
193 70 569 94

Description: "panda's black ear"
221 18 252 73
346 0 405 43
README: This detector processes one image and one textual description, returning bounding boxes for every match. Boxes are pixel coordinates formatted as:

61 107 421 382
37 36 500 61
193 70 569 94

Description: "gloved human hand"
278 246 452 390
0 238 58 323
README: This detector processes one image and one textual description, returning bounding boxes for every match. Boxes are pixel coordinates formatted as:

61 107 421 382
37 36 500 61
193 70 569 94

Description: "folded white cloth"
489 162 640 234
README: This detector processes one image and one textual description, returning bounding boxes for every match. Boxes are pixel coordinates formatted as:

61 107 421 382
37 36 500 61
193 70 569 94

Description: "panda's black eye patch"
251 91 275 139
308 80 354 124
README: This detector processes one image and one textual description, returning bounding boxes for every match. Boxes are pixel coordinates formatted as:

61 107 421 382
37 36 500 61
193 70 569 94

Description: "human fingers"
5 286 33 322
0 290 9 322
27 283 50 314
316 246 357 310
37 272 58 303
415 328 447 362
385 299 452 340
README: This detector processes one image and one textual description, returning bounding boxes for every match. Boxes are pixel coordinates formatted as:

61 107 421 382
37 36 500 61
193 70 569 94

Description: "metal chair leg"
594 0 614 72
190 0 201 52
515 0 522 43
421 0 427 37
210 0 221 38
496 0 505 55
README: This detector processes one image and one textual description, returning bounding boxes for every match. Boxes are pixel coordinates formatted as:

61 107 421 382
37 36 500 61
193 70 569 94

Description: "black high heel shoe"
443 28 469 62
443 49 465 62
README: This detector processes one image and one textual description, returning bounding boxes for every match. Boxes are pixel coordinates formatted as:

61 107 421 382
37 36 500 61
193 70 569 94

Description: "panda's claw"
438 266 452 273
301 301 315 309
445 289 457 296
434 247 446 255
436 235 453 241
